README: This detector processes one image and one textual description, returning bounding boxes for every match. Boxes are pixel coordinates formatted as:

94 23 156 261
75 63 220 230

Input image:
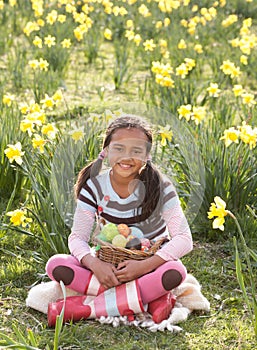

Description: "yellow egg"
112 234 127 248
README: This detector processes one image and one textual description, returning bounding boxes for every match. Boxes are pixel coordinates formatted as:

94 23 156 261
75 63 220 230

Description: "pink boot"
147 292 176 324
48 281 145 327
48 295 93 327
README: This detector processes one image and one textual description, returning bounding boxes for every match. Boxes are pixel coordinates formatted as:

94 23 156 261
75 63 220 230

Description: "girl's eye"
114 147 123 152
133 150 142 154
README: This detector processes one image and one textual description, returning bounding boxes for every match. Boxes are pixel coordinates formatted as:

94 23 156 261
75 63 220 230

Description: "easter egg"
140 238 151 248
141 245 149 252
130 226 144 239
117 223 131 238
125 237 142 250
97 232 108 242
112 234 127 248
100 223 119 242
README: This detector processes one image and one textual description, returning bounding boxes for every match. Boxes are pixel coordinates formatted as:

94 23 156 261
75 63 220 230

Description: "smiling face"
107 128 150 182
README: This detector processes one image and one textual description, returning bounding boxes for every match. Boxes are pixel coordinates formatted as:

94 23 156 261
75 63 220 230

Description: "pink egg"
140 238 151 248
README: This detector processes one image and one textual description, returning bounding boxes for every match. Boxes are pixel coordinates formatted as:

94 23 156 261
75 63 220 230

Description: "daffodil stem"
227 210 257 336
227 210 254 278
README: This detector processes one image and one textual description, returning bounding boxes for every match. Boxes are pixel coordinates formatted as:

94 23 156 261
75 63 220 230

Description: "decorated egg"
117 223 131 238
100 223 119 242
112 234 127 248
130 226 144 239
140 238 151 248
125 237 142 250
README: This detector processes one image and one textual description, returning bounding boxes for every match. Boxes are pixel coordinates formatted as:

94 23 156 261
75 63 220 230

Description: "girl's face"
107 128 150 180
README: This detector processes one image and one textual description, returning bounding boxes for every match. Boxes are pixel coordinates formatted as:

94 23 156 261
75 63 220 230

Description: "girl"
46 115 193 326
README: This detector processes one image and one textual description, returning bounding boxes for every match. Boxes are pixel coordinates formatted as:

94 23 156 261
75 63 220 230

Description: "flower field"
0 0 257 348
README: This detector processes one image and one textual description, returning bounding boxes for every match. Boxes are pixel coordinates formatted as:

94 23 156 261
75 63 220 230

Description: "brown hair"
75 115 163 219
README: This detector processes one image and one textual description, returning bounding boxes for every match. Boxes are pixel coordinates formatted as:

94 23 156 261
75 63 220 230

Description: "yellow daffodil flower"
69 128 85 143
208 196 228 231
220 127 240 147
159 125 173 147
61 38 72 48
177 104 192 121
40 94 55 109
42 123 58 139
6 209 32 227
3 93 15 106
207 83 221 97
32 134 46 153
44 35 56 48
233 84 244 97
104 28 112 40
143 39 156 52
241 92 256 106
191 106 206 125
33 35 42 48
4 142 25 165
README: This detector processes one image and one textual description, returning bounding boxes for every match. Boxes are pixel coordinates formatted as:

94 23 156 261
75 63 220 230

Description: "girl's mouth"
118 163 132 169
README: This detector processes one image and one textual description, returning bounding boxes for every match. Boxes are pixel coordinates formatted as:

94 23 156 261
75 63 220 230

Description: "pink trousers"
46 254 187 304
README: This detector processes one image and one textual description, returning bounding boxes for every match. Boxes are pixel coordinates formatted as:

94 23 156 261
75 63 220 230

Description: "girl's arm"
68 206 95 261
156 204 193 261
69 205 121 289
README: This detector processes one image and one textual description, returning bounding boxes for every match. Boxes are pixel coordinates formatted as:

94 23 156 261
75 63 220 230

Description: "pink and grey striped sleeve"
68 206 96 262
156 203 193 261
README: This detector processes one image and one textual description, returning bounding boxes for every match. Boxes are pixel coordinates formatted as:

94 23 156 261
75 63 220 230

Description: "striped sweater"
69 169 193 262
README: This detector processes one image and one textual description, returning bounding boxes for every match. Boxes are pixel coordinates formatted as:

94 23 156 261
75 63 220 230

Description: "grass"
1 234 256 349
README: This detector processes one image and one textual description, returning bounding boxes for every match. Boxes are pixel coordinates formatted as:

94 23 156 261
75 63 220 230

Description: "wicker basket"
92 221 167 267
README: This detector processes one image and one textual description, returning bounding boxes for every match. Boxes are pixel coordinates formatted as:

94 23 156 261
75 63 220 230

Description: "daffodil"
32 134 46 153
3 93 15 106
159 125 173 147
238 122 257 149
176 63 189 79
241 92 256 106
191 106 206 125
33 35 42 48
52 89 63 102
44 35 56 48
133 34 142 46
46 10 58 25
220 127 240 147
178 39 187 49
58 14 67 23
194 44 203 54
138 4 151 17
232 84 244 97
6 209 32 227
240 55 248 65
104 28 112 40
20 119 35 136
42 123 58 139
38 58 49 71
177 104 192 121
69 128 85 143
4 142 25 165
207 83 221 97
61 38 72 48
143 39 156 52
208 196 228 231
40 94 55 109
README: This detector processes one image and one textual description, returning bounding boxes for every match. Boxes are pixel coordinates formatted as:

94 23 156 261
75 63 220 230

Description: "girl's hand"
91 259 121 289
115 255 166 283
115 260 145 283
81 255 120 289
